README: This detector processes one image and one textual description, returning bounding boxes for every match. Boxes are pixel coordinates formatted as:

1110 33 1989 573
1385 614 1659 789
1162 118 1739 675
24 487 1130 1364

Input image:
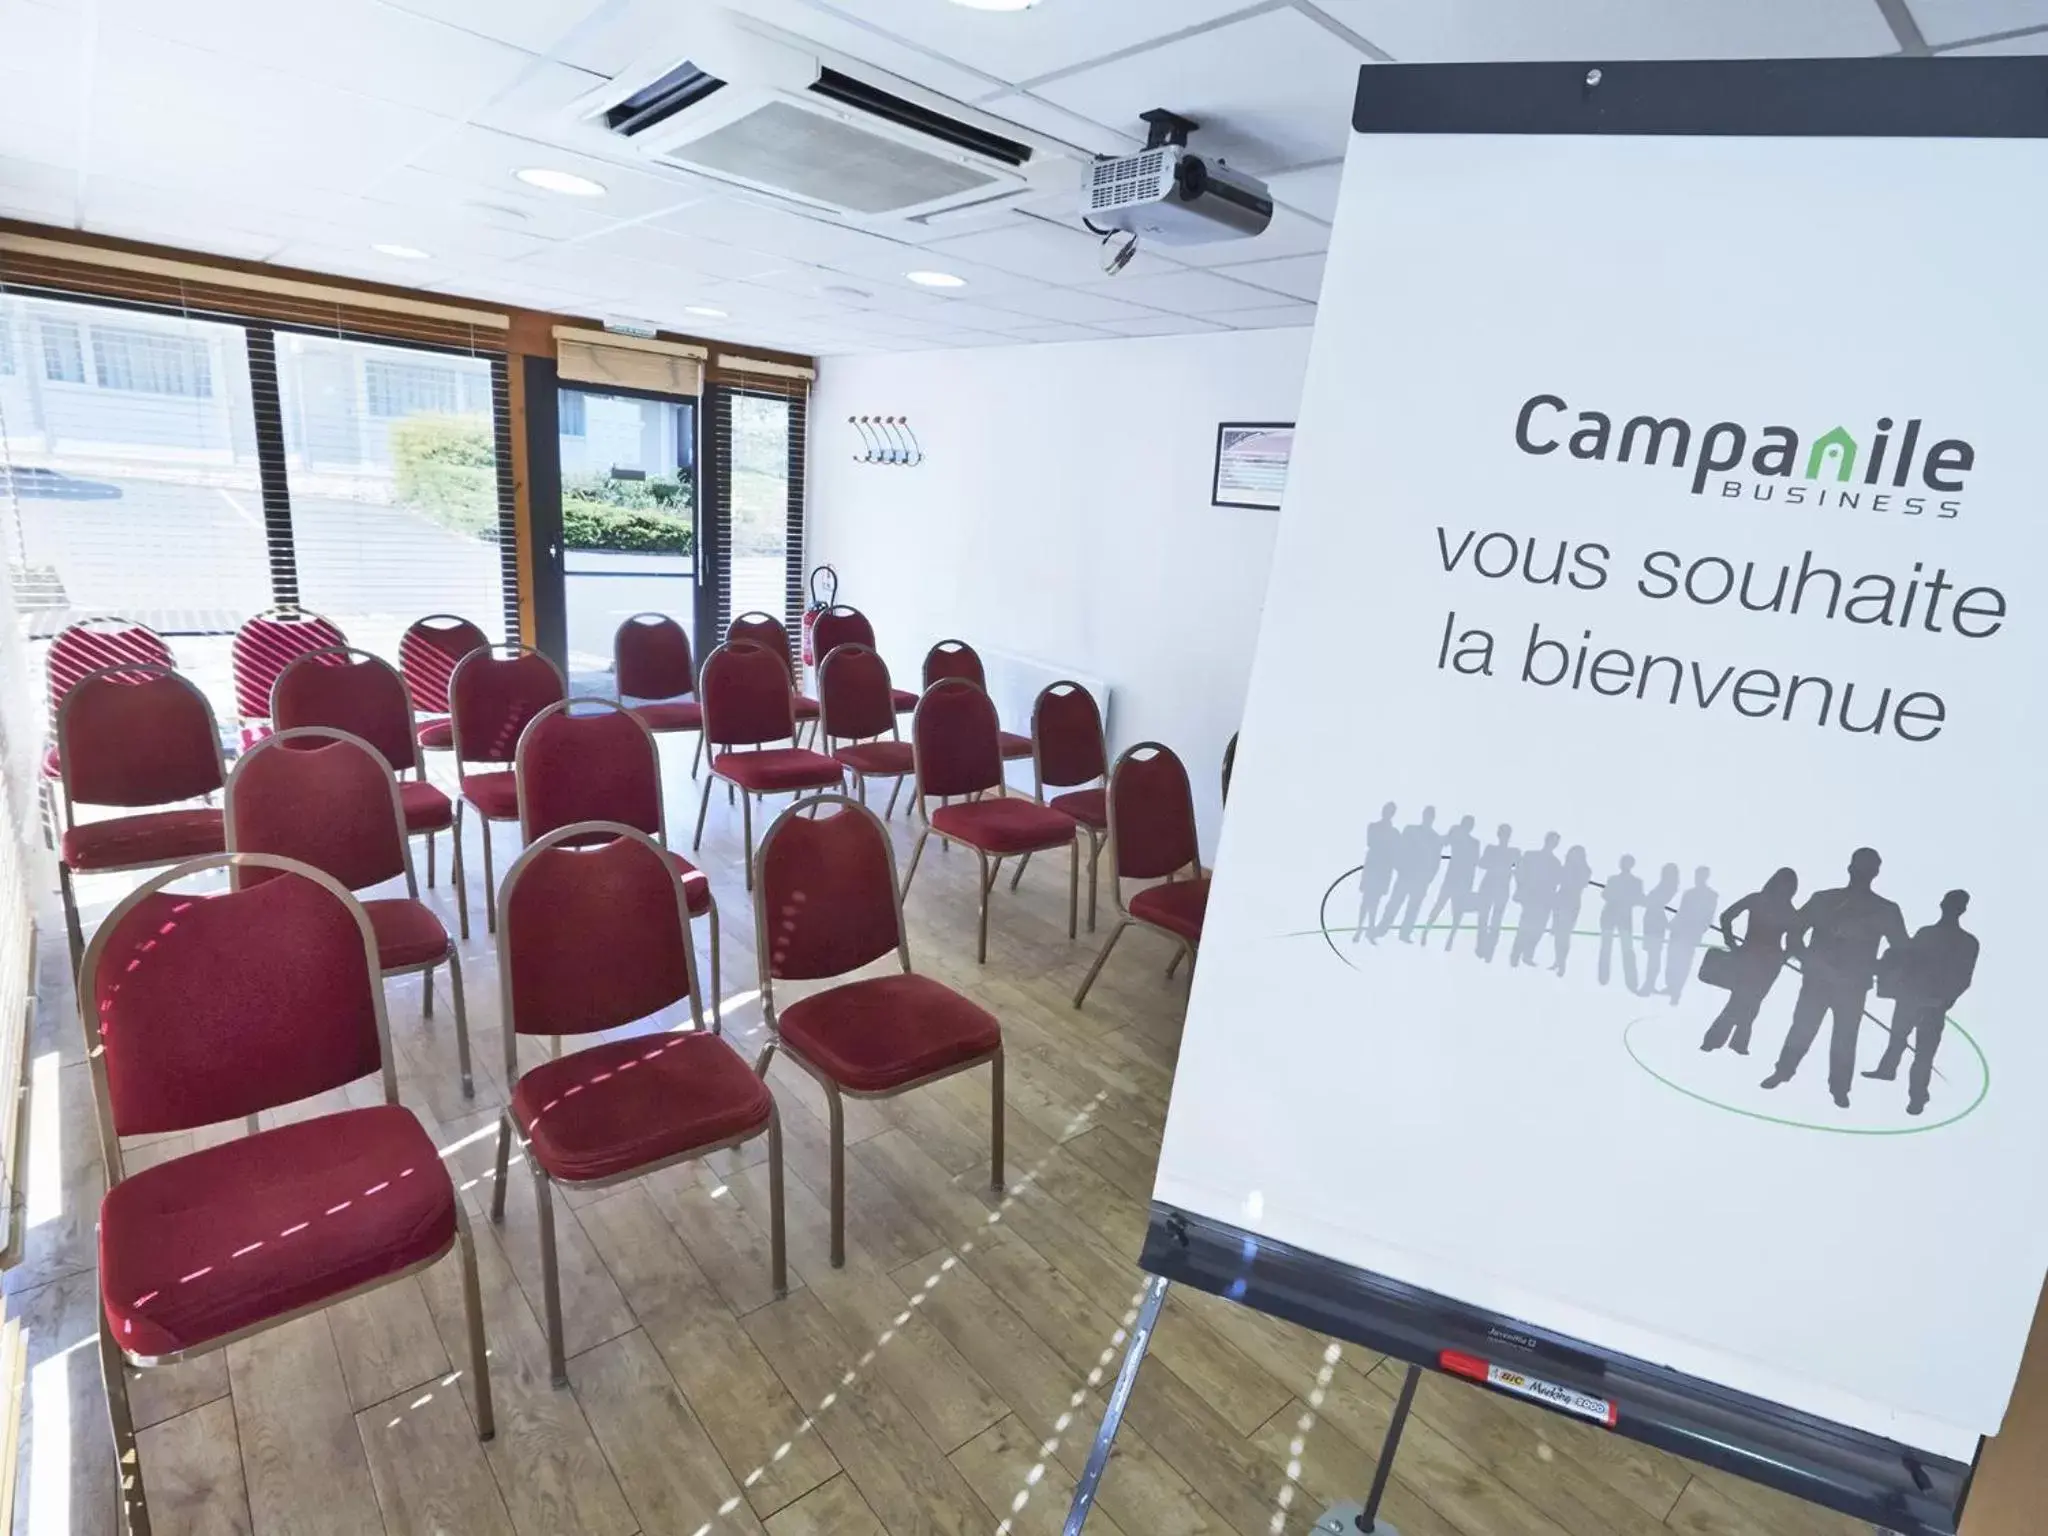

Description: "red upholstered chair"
230 609 347 746
754 795 1001 1266
810 605 917 715
273 646 456 887
922 639 1031 761
39 617 174 839
55 664 227 977
448 644 565 938
728 610 820 741
492 823 783 1384
817 644 915 819
81 853 493 1533
517 698 724 1030
614 611 705 770
228 728 475 1096
904 679 1080 961
1023 681 1111 928
1073 742 1210 1009
400 612 488 759
691 642 845 890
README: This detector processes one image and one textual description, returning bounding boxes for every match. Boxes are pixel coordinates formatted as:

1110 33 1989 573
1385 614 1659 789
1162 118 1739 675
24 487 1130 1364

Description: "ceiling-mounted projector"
1084 109 1273 248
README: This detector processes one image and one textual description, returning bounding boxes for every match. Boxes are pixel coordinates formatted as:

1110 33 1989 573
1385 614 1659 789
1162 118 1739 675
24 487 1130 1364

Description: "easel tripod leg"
1062 1274 1171 1535
1316 1362 1422 1534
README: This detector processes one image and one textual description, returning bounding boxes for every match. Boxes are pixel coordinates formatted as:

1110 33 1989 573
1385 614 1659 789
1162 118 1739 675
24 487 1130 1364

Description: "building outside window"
90 326 213 397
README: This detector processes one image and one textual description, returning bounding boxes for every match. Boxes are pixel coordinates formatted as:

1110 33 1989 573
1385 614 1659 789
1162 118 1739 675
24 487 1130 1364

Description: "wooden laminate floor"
7 758 1873 1536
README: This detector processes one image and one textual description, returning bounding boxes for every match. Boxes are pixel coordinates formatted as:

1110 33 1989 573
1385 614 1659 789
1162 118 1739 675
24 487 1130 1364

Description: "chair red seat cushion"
834 741 914 777
61 809 225 872
512 1031 771 1184
779 973 1000 1094
998 730 1033 761
891 688 919 713
1049 787 1107 830
1130 876 1211 945
665 850 713 917
99 1105 454 1359
633 700 703 732
417 717 454 751
712 748 844 793
364 898 450 969
930 797 1075 856
398 779 453 833
459 771 518 819
793 693 821 721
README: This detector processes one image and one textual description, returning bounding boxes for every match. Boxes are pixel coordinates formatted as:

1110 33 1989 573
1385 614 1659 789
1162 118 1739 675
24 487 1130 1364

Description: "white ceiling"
1 0 2043 358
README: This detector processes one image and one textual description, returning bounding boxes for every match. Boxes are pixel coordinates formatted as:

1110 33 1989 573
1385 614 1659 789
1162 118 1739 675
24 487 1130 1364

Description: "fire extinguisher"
800 564 838 667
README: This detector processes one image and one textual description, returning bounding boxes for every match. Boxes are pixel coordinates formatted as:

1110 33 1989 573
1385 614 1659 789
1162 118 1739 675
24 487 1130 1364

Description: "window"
363 357 466 419
559 388 586 436
0 315 13 376
39 318 82 383
90 325 214 398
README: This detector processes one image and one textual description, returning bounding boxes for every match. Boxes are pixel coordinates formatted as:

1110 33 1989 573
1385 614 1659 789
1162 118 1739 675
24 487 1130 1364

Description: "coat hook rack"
850 415 924 467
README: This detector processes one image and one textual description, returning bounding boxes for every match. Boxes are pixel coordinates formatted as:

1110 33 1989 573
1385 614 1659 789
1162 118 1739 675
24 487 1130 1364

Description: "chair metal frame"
903 679 1080 962
515 697 724 1033
816 642 915 820
1014 679 1111 928
272 644 452 887
227 726 476 1096
1073 741 1207 1009
447 642 566 939
490 821 785 1386
752 794 1003 1268
691 641 844 891
79 853 494 1536
54 663 228 980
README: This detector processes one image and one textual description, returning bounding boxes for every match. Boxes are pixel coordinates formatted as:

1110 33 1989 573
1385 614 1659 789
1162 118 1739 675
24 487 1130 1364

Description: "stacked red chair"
691 642 845 890
229 608 346 748
1073 742 1211 1009
728 611 820 741
399 613 488 759
613 612 705 773
816 643 916 818
1025 680 1112 928
38 616 173 841
447 645 566 937
922 639 1032 761
809 604 917 714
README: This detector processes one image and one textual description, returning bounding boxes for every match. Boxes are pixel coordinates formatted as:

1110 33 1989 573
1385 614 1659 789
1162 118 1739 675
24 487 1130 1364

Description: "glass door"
556 386 697 696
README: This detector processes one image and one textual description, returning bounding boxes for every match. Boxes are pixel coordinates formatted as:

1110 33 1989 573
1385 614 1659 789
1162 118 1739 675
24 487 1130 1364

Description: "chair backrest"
1109 742 1199 882
809 605 875 667
231 610 347 722
227 728 411 894
57 664 224 809
80 854 390 1169
728 609 800 685
498 824 700 1048
699 642 796 749
614 613 695 701
756 795 905 983
517 699 663 844
817 644 896 744
922 638 985 691
911 678 1002 799
45 617 172 728
449 645 566 767
399 613 489 718
1032 681 1106 790
272 646 420 774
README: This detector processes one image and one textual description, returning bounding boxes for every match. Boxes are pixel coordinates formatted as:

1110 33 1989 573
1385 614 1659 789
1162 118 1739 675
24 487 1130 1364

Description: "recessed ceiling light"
946 0 1040 9
371 243 430 260
515 167 607 198
905 270 967 289
683 305 728 319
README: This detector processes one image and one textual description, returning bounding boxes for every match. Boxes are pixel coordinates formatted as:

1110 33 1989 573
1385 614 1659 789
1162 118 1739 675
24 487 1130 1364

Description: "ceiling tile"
1074 267 1283 316
1940 24 2048 50
1909 1 2048 44
1035 11 1374 175
1309 0 1901 59
572 221 793 282
1171 205 1330 268
1001 321 1117 343
378 0 594 56
973 286 1177 326
926 214 1183 286
367 165 617 243
397 125 712 222
1097 314 1228 337
1212 302 1318 329
0 2 83 170
973 91 1143 157
1217 252 1326 302
1264 161 1345 221
0 154 74 224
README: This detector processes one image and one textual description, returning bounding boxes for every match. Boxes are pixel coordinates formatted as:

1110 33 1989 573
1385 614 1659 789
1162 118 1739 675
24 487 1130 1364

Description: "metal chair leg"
533 1162 568 1387
454 1206 496 1440
1166 949 1183 981
766 1104 789 1297
990 1051 1006 1193
59 862 85 980
975 849 992 963
706 905 723 1036
825 1081 846 1268
1009 851 1031 892
740 788 755 892
1087 833 1102 932
100 1307 151 1536
423 963 435 1019
480 815 499 934
693 773 714 850
488 1113 513 1223
425 827 436 888
1074 919 1131 1010
446 946 475 1098
689 732 703 779
1068 837 1080 940
453 801 471 941
902 828 931 897
884 775 905 819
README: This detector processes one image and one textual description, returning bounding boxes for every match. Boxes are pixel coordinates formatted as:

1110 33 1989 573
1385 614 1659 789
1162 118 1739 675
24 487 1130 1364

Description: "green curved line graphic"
1308 865 1990 1135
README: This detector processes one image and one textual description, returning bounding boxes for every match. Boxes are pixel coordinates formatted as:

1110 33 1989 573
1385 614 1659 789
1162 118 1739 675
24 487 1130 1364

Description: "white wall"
809 326 1311 855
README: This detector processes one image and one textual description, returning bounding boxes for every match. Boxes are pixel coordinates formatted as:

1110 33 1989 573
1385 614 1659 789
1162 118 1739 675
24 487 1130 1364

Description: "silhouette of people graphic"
1549 846 1591 975
1509 833 1563 967
1699 867 1797 1053
1352 802 1400 942
1762 848 1908 1108
1468 825 1518 959
1598 855 1644 991
1636 863 1680 997
1424 815 1481 940
1374 805 1444 943
1864 889 1978 1116
1663 867 1718 1005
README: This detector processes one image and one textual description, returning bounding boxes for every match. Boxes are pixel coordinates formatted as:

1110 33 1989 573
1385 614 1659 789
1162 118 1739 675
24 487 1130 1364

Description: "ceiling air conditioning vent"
581 9 1071 223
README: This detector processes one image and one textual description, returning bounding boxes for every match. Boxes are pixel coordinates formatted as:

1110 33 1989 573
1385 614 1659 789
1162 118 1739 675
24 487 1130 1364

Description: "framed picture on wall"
1212 422 1295 510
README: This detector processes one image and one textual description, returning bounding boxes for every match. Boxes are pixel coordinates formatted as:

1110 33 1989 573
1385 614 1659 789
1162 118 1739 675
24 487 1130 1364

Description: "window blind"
705 355 812 657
